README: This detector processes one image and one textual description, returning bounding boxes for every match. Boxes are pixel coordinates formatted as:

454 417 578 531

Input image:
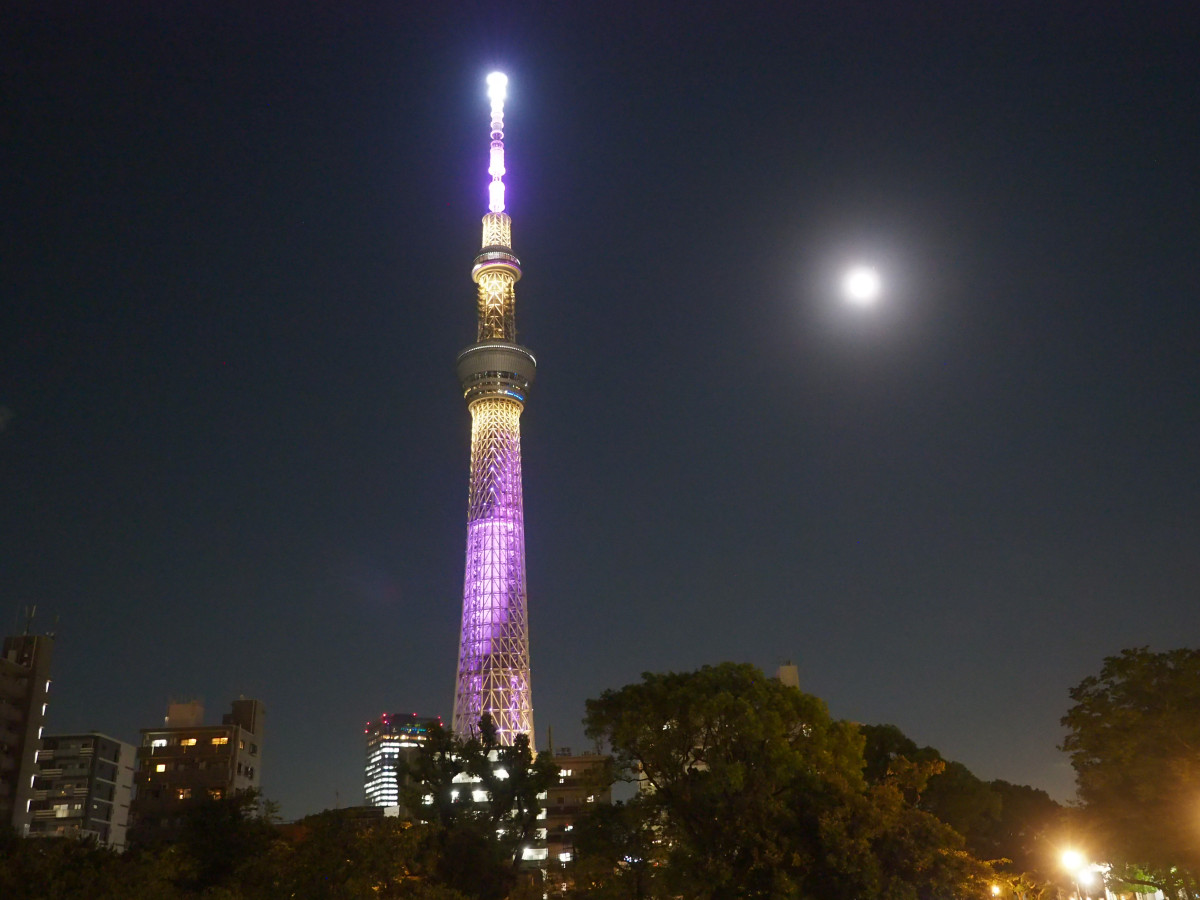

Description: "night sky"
4 3 1198 821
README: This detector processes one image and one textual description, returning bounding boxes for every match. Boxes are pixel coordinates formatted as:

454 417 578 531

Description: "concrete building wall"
129 697 265 846
0 633 54 833
545 751 612 865
28 733 135 850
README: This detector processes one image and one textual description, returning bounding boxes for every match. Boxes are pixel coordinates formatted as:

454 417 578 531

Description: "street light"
1061 850 1090 900
1061 850 1085 874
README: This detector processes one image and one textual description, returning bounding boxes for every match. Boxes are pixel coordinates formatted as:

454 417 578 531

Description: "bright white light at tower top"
485 72 508 212
486 71 507 102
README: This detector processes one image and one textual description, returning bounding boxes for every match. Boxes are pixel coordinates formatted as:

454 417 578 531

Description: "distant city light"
842 265 881 304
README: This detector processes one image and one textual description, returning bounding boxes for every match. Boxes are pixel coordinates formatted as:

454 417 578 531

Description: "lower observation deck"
456 341 537 404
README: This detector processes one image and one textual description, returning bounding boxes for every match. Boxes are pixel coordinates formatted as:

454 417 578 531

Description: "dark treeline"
6 650 1197 900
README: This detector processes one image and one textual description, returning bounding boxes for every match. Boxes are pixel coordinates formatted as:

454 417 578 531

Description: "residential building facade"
27 733 134 849
545 750 612 865
0 631 54 833
128 697 265 845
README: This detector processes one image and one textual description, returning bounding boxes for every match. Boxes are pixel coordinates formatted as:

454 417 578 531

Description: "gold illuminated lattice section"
482 212 512 249
466 398 523 517
476 270 516 342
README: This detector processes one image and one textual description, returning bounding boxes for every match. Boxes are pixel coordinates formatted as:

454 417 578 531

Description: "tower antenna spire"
486 72 507 213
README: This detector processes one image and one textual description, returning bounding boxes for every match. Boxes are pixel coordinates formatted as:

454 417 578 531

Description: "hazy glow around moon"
842 266 881 304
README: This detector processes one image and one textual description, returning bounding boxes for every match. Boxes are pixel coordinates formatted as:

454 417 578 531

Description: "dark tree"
259 811 467 899
862 723 1063 893
567 798 667 899
401 717 557 900
984 781 1063 878
581 663 994 900
168 788 278 893
0 830 173 899
1062 647 1200 897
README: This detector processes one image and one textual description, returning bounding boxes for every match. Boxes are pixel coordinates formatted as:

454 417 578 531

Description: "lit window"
155 764 166 773
211 737 228 746
177 788 191 800
151 739 167 748
180 738 197 747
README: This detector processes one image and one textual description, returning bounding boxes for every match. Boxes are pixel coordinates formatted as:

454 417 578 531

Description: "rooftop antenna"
23 604 36 634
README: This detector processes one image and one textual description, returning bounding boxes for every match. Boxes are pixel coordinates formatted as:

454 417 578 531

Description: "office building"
364 713 441 808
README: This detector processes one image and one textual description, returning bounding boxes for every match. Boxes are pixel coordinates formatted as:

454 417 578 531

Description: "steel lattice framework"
452 74 536 743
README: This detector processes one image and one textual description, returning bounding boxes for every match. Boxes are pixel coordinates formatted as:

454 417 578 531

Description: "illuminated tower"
452 73 537 743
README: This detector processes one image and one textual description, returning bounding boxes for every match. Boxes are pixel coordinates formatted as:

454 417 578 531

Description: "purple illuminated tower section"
452 73 537 743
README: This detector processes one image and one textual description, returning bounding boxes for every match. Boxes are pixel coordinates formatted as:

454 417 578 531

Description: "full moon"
842 266 881 305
